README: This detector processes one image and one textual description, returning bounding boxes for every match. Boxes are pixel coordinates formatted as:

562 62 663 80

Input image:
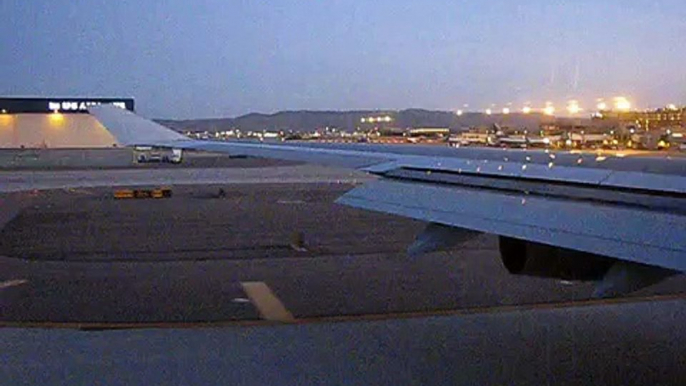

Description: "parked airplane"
88 104 686 297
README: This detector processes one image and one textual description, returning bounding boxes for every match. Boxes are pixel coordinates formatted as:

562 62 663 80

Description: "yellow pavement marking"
0 279 28 289
241 282 295 323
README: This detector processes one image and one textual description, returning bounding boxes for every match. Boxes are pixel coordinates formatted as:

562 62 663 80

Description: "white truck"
134 146 183 164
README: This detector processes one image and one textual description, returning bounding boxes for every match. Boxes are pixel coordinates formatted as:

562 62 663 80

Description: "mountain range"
157 109 590 133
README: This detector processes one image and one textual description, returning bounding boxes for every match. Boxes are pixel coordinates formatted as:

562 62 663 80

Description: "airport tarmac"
1 157 685 384
0 148 299 170
2 181 686 324
0 183 579 323
0 164 370 193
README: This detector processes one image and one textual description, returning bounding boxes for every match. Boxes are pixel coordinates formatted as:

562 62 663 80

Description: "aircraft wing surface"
89 105 686 279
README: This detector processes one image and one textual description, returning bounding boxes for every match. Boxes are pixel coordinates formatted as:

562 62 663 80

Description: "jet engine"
498 236 614 281
498 236 676 297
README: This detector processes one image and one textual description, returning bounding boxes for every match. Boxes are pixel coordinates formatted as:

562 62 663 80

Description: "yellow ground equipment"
113 188 172 199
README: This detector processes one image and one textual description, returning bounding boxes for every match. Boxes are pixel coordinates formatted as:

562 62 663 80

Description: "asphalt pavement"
2 183 685 325
2 296 686 385
1 159 685 385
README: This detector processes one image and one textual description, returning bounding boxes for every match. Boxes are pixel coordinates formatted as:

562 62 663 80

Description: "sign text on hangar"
49 100 128 112
0 97 135 114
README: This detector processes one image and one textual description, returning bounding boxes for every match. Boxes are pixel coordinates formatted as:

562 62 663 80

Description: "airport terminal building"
0 97 134 148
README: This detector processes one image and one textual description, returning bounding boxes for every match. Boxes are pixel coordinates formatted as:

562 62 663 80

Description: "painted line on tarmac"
0 279 28 289
241 281 295 323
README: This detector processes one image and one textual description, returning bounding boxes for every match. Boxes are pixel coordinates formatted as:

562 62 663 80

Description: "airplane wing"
89 105 686 296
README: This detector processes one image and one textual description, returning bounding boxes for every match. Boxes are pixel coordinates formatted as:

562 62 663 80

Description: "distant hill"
157 109 587 133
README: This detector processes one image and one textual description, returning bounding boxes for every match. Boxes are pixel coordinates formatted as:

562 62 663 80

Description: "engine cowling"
498 236 615 281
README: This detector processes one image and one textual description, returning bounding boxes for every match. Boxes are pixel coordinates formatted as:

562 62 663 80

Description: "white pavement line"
0 279 28 289
240 282 295 323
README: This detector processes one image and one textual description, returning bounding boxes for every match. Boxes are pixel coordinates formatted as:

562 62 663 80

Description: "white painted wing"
89 104 188 146
89 104 394 168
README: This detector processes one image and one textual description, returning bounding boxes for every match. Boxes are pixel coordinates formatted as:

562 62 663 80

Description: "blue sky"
0 0 684 118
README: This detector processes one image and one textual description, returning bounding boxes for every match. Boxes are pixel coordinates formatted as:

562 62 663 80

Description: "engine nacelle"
498 236 615 281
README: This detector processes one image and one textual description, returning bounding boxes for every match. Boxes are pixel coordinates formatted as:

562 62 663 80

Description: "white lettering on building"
47 100 128 112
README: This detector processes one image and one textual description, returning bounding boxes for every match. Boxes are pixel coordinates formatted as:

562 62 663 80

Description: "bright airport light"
456 110 463 116
567 100 581 115
614 97 631 111
485 108 492 115
522 106 532 114
597 101 608 111
543 105 555 116
502 107 510 115
49 112 64 125
0 114 13 125
362 116 392 123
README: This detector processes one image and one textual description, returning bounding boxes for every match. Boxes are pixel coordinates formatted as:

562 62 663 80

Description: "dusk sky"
1 0 684 119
